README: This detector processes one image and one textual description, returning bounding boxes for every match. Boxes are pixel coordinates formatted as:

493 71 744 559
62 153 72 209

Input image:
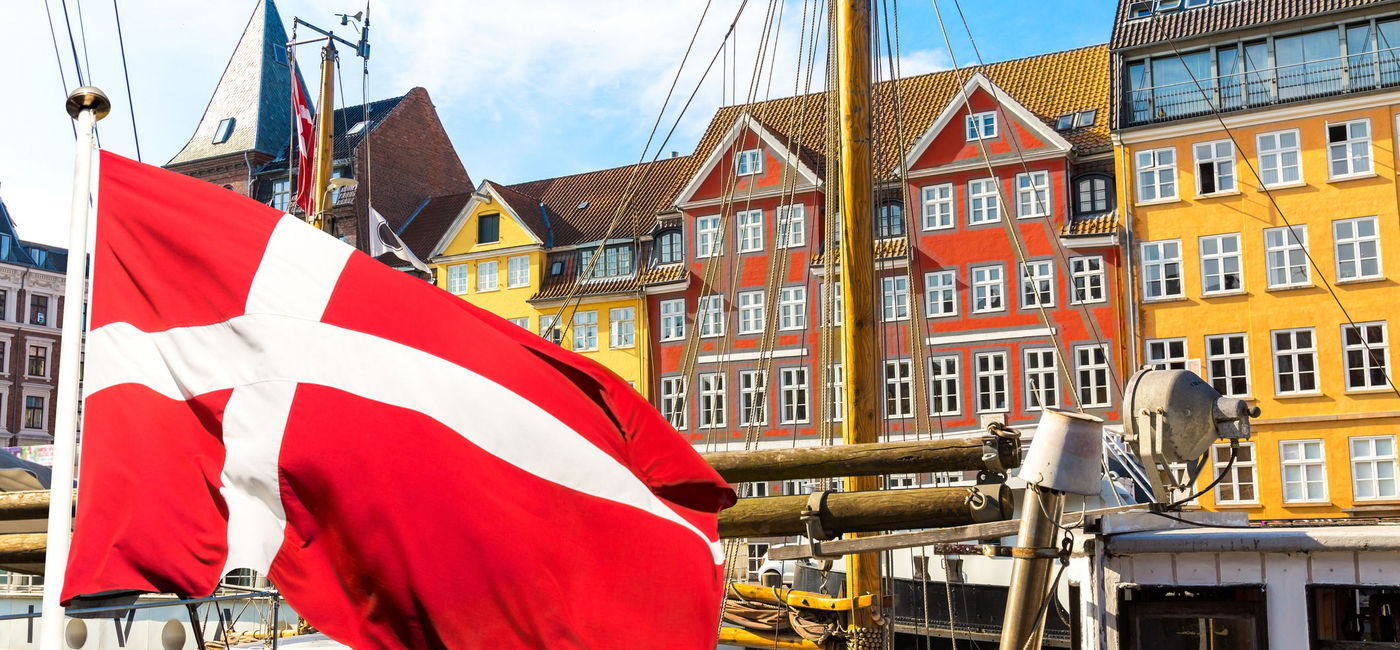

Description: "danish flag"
63 152 735 649
290 64 316 215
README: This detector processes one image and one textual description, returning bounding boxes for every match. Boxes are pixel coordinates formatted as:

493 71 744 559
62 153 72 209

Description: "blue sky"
0 0 1116 247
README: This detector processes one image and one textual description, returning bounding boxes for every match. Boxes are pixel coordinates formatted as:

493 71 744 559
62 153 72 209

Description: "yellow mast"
310 42 337 233
835 0 882 645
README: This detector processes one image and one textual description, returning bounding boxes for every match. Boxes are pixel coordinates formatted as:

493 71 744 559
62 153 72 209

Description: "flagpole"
40 86 109 650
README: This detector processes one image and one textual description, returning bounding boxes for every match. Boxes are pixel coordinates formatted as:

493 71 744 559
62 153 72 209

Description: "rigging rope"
112 0 141 161
42 0 77 139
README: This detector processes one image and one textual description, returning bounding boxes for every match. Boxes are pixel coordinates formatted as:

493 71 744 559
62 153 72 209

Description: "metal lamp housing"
1018 409 1105 496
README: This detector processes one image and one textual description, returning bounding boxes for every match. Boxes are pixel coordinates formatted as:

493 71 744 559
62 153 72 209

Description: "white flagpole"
40 87 110 650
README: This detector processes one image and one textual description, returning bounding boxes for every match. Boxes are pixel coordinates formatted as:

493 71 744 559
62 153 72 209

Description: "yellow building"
428 161 692 398
1111 0 1400 519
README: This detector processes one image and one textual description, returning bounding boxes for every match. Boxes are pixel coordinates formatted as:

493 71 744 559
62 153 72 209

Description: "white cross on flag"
63 152 735 648
290 64 316 215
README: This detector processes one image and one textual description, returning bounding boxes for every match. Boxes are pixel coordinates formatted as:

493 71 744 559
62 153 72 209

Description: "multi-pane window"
271 178 290 212
737 291 765 334
882 276 910 321
1070 256 1106 304
928 356 960 415
507 317 529 329
779 287 806 330
738 370 768 426
1342 321 1389 390
967 178 1001 225
23 395 43 430
698 295 724 338
1020 261 1054 308
975 352 1009 413
1023 348 1059 411
1212 442 1258 505
746 542 769 581
736 148 763 176
1264 225 1310 288
921 183 954 230
446 264 469 294
29 295 48 326
779 367 810 424
477 214 500 244
971 265 1005 313
877 204 905 238
657 230 683 263
27 346 47 378
1135 147 1177 202
1206 334 1250 397
1334 216 1382 281
1140 240 1183 299
1193 140 1236 195
1280 439 1327 503
965 111 997 140
1350 435 1398 500
1257 129 1302 187
1327 119 1372 178
1200 233 1243 294
507 255 530 288
1076 176 1110 214
477 261 499 291
659 377 687 430
776 204 805 248
659 299 686 341
573 311 598 351
1075 344 1111 408
822 281 843 326
885 360 914 418
698 373 727 429
925 270 957 317
695 215 721 258
609 307 635 348
539 318 563 345
1015 171 1051 218
1145 338 1188 369
579 245 633 279
828 364 845 422
738 209 764 253
1273 327 1319 394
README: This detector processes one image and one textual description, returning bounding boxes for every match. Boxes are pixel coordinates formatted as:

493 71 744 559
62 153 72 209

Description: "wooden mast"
310 42 337 233
835 0 883 643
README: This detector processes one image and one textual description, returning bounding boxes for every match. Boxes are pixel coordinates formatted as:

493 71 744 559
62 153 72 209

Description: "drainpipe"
1117 140 1140 373
538 201 554 247
243 152 254 196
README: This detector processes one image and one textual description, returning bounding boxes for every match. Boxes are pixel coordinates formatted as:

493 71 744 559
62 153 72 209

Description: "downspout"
537 201 554 248
243 152 254 196
1117 139 1140 374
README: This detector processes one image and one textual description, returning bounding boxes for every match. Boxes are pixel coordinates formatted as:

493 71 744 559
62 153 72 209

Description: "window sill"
1335 275 1386 285
1141 295 1188 304
1259 180 1307 191
1351 498 1400 505
1281 500 1334 507
1212 502 1262 509
1274 391 1325 399
1201 290 1248 298
476 288 500 293
1327 171 1378 184
506 283 530 290
609 344 636 350
1134 197 1181 208
1068 299 1109 307
1017 213 1052 220
1264 283 1313 292
574 348 599 353
922 226 955 233
1196 190 1241 200
1344 387 1395 395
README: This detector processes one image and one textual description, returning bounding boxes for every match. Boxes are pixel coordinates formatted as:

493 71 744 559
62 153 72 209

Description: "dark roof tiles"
1110 0 1399 51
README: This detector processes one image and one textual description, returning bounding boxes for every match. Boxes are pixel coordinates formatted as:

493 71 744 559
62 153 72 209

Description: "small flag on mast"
290 61 316 216
368 206 431 274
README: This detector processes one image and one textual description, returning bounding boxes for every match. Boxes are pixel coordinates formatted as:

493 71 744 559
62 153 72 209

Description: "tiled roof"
530 238 680 302
168 0 300 165
1063 212 1120 236
259 95 407 173
1110 0 1398 51
504 155 697 248
690 44 1113 177
398 193 473 260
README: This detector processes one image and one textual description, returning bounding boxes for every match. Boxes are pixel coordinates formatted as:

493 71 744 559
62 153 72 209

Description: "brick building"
0 197 69 446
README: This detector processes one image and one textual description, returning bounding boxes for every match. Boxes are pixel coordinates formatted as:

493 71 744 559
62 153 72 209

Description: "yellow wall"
432 193 652 397
1119 97 1400 519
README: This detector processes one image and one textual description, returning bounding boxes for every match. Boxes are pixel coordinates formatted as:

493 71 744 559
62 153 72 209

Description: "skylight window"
577 201 589 211
273 43 288 65
1076 109 1097 127
346 121 369 136
1056 114 1075 130
212 118 236 144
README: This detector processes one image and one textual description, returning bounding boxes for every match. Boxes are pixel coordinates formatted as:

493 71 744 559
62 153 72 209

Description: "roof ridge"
503 153 694 190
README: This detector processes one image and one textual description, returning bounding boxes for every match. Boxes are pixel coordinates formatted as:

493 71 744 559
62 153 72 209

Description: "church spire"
167 0 302 167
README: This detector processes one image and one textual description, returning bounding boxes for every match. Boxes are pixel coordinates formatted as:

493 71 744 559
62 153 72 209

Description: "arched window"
656 229 683 264
877 203 904 238
1074 174 1113 215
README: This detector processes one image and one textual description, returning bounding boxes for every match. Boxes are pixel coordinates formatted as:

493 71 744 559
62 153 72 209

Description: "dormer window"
1057 109 1099 131
736 149 764 176
550 260 564 276
579 245 634 280
212 118 236 144
965 112 996 141
1074 174 1113 215
273 43 288 65
656 230 683 264
347 121 369 136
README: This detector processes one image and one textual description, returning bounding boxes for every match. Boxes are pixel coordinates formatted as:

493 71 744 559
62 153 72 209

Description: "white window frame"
1272 327 1319 395
507 317 529 329
476 260 499 292
779 366 811 425
967 178 1001 225
736 148 764 176
659 298 686 341
921 183 955 230
1076 176 1111 214
506 255 530 288
1192 139 1236 196
1023 348 1059 412
1020 260 1055 309
695 215 721 259
925 270 958 317
828 364 845 422
737 290 765 335
1145 337 1188 370
974 351 1009 414
1264 225 1310 289
927 355 961 416
776 204 806 248
1074 344 1112 408
573 310 598 351
25 341 52 380
971 264 1005 313
1327 118 1372 179
539 317 563 345
1342 321 1389 391
446 264 469 294
1212 442 1259 505
1334 216 1383 282
881 276 910 322
822 281 844 327
698 295 725 338
779 286 806 331
1280 439 1328 504
738 370 768 427
1069 256 1106 304
885 359 914 419
1140 239 1183 300
660 377 687 430
1205 333 1251 398
965 111 997 140
1256 129 1302 187
738 209 765 253
698 373 727 429
1350 435 1398 501
19 389 48 433
609 307 635 349
1015 171 1052 218
1135 147 1177 202
1199 233 1243 295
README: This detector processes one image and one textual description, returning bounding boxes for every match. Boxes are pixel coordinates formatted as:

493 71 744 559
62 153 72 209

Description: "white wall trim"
697 347 809 365
925 326 1056 347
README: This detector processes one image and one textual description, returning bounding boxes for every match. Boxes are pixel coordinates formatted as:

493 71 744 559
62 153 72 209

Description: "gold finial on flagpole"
64 86 112 121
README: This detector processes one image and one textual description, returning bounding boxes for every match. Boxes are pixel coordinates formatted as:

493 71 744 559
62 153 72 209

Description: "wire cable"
112 0 141 161
42 0 77 139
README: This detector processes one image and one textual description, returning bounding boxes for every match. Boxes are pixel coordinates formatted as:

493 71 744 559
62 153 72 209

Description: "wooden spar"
718 485 1012 538
716 628 821 650
0 534 49 566
834 0 882 637
0 490 68 521
702 436 1018 483
310 41 337 232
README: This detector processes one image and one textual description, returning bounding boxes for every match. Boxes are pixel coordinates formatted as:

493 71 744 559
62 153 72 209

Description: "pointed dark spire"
167 0 302 166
